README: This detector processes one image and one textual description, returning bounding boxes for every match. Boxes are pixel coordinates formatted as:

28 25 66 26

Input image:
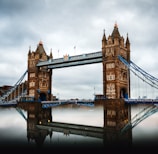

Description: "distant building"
0 85 12 96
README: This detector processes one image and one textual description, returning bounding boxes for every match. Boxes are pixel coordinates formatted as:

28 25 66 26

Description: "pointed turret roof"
126 33 130 45
111 23 120 39
102 29 107 41
50 48 53 59
35 40 46 55
28 46 31 55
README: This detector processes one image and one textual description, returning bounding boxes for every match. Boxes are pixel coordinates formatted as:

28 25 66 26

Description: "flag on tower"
74 46 76 55
58 49 59 57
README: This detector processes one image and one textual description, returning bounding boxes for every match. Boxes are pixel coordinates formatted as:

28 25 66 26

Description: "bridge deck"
36 51 102 68
41 99 94 108
124 98 158 104
2 98 158 107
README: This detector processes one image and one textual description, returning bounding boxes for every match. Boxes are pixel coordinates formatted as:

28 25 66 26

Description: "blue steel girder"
120 104 158 134
41 99 94 108
0 70 28 102
118 55 158 89
16 107 27 121
36 51 103 69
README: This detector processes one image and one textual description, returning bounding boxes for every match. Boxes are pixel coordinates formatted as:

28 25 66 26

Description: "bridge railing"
124 98 158 103
18 95 35 102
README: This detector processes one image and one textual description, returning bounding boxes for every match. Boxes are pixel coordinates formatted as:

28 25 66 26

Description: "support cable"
0 70 28 102
118 55 158 90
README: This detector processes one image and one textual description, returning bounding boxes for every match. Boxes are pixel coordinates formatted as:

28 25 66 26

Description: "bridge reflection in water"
16 99 132 149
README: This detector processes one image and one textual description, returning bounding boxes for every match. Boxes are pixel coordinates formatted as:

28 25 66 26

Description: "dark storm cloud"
0 0 46 47
0 0 43 16
0 0 101 48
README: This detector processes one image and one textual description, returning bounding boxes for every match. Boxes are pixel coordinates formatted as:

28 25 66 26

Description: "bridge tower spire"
102 24 130 99
27 41 52 101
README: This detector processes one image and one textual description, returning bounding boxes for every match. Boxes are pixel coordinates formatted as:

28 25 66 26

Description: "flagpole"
74 46 76 55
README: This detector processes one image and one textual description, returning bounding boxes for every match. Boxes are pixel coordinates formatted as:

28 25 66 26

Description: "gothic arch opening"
39 93 47 101
120 88 128 98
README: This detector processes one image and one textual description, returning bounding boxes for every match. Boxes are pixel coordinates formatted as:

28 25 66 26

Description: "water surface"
0 102 158 152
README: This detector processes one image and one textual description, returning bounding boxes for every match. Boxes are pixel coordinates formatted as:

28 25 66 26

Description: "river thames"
0 101 158 153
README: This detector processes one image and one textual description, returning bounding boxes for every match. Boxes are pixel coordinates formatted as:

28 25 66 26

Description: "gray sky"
0 0 158 99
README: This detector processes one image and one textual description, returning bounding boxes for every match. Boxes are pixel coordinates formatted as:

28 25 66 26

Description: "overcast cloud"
0 0 158 99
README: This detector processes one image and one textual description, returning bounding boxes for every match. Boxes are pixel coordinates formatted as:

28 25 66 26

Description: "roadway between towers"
36 51 102 69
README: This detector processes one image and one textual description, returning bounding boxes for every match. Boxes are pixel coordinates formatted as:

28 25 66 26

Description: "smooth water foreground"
0 102 158 152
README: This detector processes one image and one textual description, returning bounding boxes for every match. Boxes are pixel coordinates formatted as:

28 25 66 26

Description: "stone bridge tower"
27 41 52 101
102 23 130 99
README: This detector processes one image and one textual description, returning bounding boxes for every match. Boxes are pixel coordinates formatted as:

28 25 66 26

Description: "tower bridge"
1 24 158 142
25 23 130 102
1 23 158 104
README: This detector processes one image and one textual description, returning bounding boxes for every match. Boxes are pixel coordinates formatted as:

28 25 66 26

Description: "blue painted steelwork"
36 51 102 68
120 104 158 134
41 99 94 108
0 100 17 107
0 70 28 103
16 107 27 121
76 101 94 107
118 55 158 89
124 98 158 104
19 96 35 102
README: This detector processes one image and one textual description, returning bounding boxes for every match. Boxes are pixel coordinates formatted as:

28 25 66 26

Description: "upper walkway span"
36 51 102 68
